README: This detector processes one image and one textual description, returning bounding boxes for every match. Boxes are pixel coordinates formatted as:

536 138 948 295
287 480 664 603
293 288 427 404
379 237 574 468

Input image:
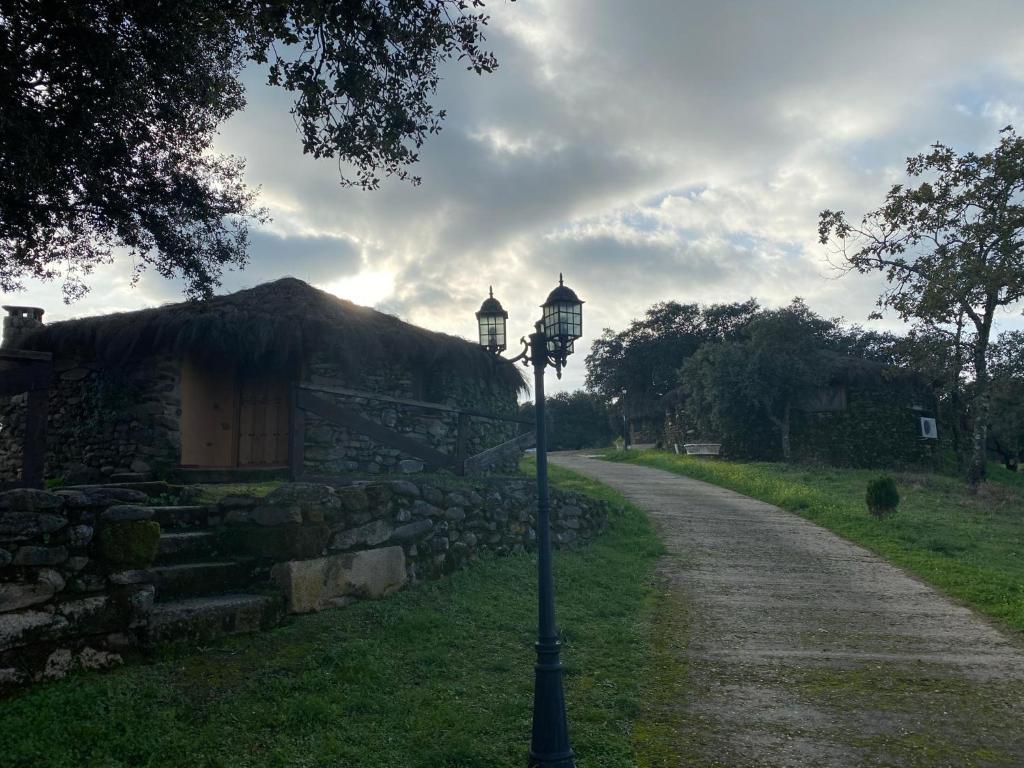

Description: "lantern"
541 274 584 357
476 286 509 352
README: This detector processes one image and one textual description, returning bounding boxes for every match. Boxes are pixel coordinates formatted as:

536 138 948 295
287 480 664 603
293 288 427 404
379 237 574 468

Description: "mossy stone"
98 520 161 567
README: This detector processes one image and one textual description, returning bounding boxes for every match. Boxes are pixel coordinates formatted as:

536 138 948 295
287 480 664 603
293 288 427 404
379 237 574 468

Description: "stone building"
0 278 525 484
662 355 939 468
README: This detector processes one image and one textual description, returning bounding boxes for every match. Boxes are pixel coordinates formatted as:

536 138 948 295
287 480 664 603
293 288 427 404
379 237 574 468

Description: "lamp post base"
528 639 575 768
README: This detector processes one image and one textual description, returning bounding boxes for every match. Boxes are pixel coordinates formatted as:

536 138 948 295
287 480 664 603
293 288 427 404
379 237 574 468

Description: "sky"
4 0 1024 396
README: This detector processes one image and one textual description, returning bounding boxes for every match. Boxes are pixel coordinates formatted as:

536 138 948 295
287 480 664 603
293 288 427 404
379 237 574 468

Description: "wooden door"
237 375 289 466
180 357 237 467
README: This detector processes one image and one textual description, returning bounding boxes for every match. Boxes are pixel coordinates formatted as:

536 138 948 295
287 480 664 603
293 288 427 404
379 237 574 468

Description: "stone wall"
0 355 181 485
1 474 612 693
1 486 162 691
301 357 520 476
1 350 520 484
223 476 608 612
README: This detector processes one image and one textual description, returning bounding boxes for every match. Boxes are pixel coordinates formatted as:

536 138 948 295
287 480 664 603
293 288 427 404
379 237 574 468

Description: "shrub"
866 475 900 518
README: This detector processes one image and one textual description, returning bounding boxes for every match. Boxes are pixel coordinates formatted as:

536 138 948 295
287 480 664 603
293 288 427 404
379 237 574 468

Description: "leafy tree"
584 299 759 422
517 391 615 451
680 299 836 461
546 391 615 451
819 127 1024 487
1 1 504 300
989 330 1024 470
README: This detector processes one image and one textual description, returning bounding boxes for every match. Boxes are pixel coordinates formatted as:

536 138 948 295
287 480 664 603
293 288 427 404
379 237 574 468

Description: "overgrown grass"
0 464 669 768
607 450 1024 634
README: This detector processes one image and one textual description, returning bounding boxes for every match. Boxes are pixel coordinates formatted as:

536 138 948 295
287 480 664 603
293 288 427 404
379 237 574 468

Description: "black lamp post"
475 275 584 768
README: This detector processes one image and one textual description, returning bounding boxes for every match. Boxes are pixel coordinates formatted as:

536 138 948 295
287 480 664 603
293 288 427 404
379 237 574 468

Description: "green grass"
607 450 1024 634
0 463 672 768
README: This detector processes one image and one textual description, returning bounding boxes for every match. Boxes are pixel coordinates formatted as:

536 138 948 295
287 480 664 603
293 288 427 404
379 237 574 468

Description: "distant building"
663 355 939 468
0 278 524 484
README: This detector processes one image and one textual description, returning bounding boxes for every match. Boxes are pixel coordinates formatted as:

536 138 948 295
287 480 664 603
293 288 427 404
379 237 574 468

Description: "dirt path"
550 453 1024 767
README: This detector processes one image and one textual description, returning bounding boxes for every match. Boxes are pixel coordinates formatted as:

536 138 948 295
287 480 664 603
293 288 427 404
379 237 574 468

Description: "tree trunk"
967 312 994 489
769 403 792 462
948 313 966 469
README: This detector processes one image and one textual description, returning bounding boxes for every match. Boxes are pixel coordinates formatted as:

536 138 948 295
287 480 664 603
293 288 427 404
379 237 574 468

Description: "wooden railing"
290 383 531 479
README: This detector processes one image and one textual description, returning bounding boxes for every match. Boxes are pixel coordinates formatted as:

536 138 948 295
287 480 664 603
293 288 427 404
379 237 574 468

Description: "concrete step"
152 561 254 601
157 531 219 563
149 505 216 529
146 593 286 645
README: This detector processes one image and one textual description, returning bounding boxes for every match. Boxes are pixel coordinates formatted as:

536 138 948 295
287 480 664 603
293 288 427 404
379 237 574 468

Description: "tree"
680 300 836 461
819 127 1024 487
1 1 504 300
585 299 759 420
989 330 1024 471
517 392 615 451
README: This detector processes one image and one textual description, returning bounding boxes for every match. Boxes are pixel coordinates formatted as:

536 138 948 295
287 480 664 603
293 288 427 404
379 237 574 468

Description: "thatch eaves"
20 277 526 391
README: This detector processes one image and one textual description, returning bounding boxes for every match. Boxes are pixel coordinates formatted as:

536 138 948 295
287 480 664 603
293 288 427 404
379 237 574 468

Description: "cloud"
4 0 1024 396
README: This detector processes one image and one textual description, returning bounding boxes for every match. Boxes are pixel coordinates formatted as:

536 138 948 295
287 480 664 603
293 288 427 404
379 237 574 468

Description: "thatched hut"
0 278 525 484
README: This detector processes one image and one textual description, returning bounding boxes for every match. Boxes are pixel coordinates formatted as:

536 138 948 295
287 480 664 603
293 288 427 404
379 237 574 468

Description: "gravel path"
550 453 1024 767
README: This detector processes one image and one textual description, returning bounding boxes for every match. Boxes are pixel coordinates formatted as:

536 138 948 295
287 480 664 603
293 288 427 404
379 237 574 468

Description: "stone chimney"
2 305 45 349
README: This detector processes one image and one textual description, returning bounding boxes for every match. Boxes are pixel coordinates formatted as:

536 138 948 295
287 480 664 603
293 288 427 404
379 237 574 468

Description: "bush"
866 475 900 518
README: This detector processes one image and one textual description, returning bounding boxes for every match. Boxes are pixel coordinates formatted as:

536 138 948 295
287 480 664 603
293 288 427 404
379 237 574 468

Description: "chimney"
2 306 45 349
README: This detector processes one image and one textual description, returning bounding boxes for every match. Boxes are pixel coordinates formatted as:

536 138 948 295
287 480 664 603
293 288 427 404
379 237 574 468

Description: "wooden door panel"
238 375 289 466
180 357 237 467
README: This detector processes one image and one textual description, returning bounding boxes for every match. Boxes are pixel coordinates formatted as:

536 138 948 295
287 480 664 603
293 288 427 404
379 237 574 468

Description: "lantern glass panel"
478 314 506 350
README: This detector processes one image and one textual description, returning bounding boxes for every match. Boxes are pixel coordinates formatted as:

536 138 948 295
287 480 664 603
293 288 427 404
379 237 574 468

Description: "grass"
606 450 1024 634
0 462 673 768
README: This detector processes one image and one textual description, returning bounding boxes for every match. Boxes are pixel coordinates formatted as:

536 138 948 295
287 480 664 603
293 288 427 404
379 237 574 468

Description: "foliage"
520 390 615 451
680 299 837 461
0 462 668 768
607 450 1024 631
988 330 1024 470
98 521 162 568
819 127 1024 486
865 475 900 518
1 1 504 300
584 299 759 420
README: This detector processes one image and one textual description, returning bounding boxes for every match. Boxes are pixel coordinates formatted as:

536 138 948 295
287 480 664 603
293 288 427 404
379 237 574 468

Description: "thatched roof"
20 277 525 391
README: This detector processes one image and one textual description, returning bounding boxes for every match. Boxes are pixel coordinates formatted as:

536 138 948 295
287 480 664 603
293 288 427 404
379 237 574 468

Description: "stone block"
100 505 154 522
98 521 161 568
225 524 331 560
398 460 424 474
12 546 68 566
271 547 407 613
249 504 303 527
410 500 443 519
388 480 420 498
0 610 68 652
390 519 433 543
0 570 64 613
0 511 67 541
0 489 64 513
330 520 393 551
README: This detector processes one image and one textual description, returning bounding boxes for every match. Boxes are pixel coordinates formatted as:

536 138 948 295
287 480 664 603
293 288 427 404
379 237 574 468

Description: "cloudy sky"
4 0 1024 395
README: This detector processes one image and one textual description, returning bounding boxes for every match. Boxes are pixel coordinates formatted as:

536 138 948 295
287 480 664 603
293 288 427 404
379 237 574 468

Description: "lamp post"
475 275 584 768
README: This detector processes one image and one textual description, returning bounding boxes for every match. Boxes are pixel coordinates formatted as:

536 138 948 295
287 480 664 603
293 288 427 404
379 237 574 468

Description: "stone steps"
149 505 216 529
146 593 285 645
156 531 219 563
151 560 255 601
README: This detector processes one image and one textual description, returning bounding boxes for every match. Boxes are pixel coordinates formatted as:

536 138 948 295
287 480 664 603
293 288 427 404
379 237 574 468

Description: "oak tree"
1 1 504 300
819 127 1024 486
